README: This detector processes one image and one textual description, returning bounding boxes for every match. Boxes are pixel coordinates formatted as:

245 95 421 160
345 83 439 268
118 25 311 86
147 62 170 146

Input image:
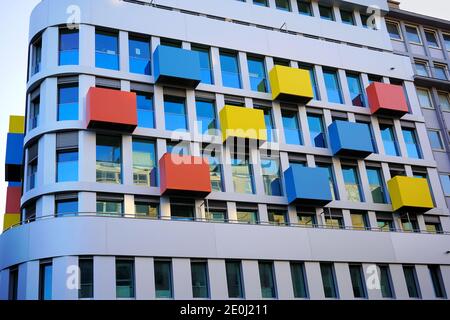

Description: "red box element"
159 153 211 197
86 87 137 132
367 82 409 117
5 186 21 213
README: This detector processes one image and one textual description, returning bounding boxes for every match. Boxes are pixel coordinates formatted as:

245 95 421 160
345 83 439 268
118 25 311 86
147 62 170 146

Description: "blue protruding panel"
153 45 201 88
8 182 22 187
328 120 374 157
284 165 333 206
5 133 24 182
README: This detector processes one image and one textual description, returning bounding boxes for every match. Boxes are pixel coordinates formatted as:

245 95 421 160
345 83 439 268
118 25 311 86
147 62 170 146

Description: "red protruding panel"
5 186 21 213
86 87 137 132
367 82 409 117
159 153 211 197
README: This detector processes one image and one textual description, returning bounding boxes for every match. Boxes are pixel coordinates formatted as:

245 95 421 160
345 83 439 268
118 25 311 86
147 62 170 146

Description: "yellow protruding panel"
387 176 434 212
219 106 267 143
8 115 25 134
3 213 21 231
269 66 314 103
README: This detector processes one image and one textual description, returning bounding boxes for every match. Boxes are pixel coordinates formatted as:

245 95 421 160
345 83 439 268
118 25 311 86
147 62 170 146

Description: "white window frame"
424 29 441 49
386 20 403 41
433 63 449 80
404 24 423 45
428 129 445 151
442 32 450 52
437 91 450 112
416 87 434 109
414 60 430 77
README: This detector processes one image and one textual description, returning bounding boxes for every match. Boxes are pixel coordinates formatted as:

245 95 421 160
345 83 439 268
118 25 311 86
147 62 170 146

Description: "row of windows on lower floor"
8 258 447 300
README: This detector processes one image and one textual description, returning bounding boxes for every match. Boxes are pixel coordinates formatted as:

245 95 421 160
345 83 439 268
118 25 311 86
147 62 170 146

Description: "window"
317 163 338 200
191 261 209 298
324 212 344 229
30 96 40 129
237 210 258 224
261 158 282 196
95 31 119 70
129 36 151 75
226 261 244 298
155 260 173 298
377 215 395 231
248 56 268 92
299 65 319 100
434 64 448 80
204 147 223 192
356 120 378 153
425 30 440 48
439 174 450 196
192 46 213 85
323 69 343 104
164 96 187 131
132 139 157 187
320 263 338 298
360 14 370 28
296 209 317 227
380 124 400 156
253 0 268 7
257 107 276 142
307 113 326 148
59 29 79 65
414 61 429 77
378 265 395 298
8 268 18 301
171 200 195 221
349 264 367 298
160 38 182 48
220 51 241 89
405 25 422 44
386 22 402 40
428 265 447 298
27 144 38 191
167 141 190 156
297 0 312 16
342 166 363 202
56 149 78 182
351 211 368 230
403 266 421 298
428 130 444 150
196 100 217 135
231 154 255 194
56 197 78 217
206 209 227 222
58 84 79 121
39 262 52 300
268 210 288 225
340 10 355 25
319 5 334 21
24 202 36 222
135 199 159 218
282 110 302 145
135 91 154 128
424 216 443 234
96 135 122 183
290 262 308 298
116 259 135 298
275 0 291 11
443 33 450 51
366 167 386 204
31 38 42 76
401 216 419 233
438 92 450 111
402 128 422 159
97 195 123 216
79 257 94 299
346 73 365 107
259 262 277 298
416 88 433 109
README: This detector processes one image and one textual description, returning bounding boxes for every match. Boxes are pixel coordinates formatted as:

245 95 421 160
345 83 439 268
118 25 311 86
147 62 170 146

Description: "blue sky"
0 0 448 227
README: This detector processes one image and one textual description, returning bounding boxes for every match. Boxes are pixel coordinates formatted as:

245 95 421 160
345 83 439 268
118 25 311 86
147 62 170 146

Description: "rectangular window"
323 69 343 104
192 46 213 85
387 22 402 40
320 263 338 298
30 96 40 129
226 261 244 298
257 107 276 142
317 163 338 200
237 210 259 224
434 64 448 80
437 91 450 111
282 110 303 145
27 144 38 191
403 266 421 298
206 209 227 222
135 91 154 128
39 262 52 300
132 139 157 187
416 87 433 109
350 212 368 230
405 25 422 44
31 38 42 75
346 73 365 107
220 51 241 89
96 135 122 184
428 265 447 298
57 150 78 182
340 10 355 25
171 200 195 221
428 130 444 150
297 0 313 16
290 262 308 298
402 128 422 159
56 197 78 217
8 268 18 301
261 157 282 196
307 113 326 148
164 96 187 131
204 147 223 192
247 56 268 92
349 264 367 298
191 261 209 298
135 199 159 218
196 99 217 135
259 262 277 298
268 210 288 225
378 265 395 298
231 154 255 194
96 195 123 216
356 120 378 153
439 174 450 196
425 30 440 48
95 31 119 70
380 124 400 156
296 209 317 227
79 257 94 299
319 5 334 21
443 33 450 51
401 216 420 233
276 0 291 11
325 214 344 229
299 65 319 100
342 166 363 202
58 84 79 121
425 218 443 234
59 29 79 65
116 259 135 298
160 38 182 48
129 36 151 75
360 14 370 28
253 0 268 7
377 217 395 231
155 260 173 298
366 167 386 203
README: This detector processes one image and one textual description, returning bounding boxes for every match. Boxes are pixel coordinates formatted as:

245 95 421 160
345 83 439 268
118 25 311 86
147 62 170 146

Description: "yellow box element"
269 66 314 103
9 115 25 134
387 176 434 212
3 213 20 231
219 106 267 143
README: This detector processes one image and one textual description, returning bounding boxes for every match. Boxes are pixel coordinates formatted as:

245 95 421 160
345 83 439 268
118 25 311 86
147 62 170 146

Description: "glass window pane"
380 125 400 156
247 57 268 92
349 265 367 298
434 65 448 80
317 163 338 200
191 262 209 298
220 52 241 89
39 263 52 300
342 166 362 202
95 32 119 70
346 73 365 107
56 199 78 217
97 199 123 215
323 70 343 104
155 261 173 298
428 130 444 150
237 210 258 224
135 92 154 128
204 148 223 192
282 111 302 145
232 156 254 194
135 202 158 218
438 92 450 111
297 1 312 16
351 213 367 230
402 128 422 159
164 97 187 131
429 265 447 298
129 37 151 75
415 62 429 77
226 261 244 298
307 114 326 148
259 262 277 298
79 258 94 299
387 22 402 40
196 100 217 135
132 139 157 187
367 168 386 203
258 107 276 142
116 260 135 298
403 266 421 298
96 135 122 184
340 10 355 25
171 204 195 221
192 47 213 84
319 5 334 21
57 150 78 182
443 34 450 51
320 263 338 298
59 30 79 65
379 266 394 298
425 31 439 47
405 25 421 44
290 263 308 298
261 158 282 196
439 175 450 196
268 210 287 225
58 85 79 121
275 0 291 11
253 0 268 6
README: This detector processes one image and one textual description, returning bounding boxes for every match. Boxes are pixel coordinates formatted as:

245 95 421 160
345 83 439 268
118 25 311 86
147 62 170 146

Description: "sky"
0 0 448 228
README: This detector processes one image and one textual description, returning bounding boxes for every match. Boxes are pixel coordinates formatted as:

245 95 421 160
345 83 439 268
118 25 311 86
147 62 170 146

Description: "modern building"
0 0 450 300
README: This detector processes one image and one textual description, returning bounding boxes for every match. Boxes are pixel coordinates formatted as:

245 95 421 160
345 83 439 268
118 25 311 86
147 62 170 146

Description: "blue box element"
153 45 201 88
328 120 374 157
5 133 24 182
284 165 333 205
